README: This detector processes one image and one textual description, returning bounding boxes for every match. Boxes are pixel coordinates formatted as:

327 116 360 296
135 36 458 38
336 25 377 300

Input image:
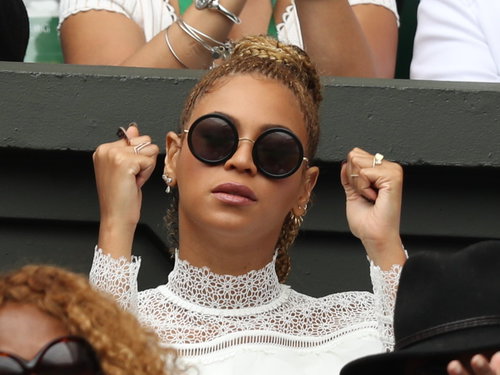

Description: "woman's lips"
212 183 257 205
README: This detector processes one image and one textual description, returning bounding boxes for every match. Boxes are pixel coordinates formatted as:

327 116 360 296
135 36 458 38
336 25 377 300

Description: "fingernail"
448 361 461 375
472 355 487 368
128 121 138 129
341 160 347 166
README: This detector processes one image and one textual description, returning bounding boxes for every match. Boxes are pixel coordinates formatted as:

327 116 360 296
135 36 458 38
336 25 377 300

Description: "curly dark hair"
0 265 178 375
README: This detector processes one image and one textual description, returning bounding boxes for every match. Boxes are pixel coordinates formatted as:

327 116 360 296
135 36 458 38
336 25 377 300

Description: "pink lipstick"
212 183 257 206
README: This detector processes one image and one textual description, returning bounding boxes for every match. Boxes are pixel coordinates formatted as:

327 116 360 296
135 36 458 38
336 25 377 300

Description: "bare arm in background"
61 0 397 77
295 0 398 77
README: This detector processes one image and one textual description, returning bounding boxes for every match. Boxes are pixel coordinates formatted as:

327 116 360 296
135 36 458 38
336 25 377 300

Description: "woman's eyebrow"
212 111 291 132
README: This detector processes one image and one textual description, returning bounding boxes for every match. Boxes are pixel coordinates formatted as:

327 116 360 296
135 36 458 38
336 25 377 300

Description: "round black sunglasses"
0 336 102 375
184 113 309 179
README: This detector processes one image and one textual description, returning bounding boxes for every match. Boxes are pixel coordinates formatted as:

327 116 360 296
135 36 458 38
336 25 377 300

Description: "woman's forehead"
187 75 308 139
0 303 69 359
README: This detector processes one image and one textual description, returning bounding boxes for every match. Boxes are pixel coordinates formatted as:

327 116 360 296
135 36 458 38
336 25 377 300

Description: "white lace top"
59 0 399 49
90 248 402 375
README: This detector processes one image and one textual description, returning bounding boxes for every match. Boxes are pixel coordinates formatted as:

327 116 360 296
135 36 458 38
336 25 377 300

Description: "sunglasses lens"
254 129 303 178
36 340 100 375
0 356 24 375
189 115 237 164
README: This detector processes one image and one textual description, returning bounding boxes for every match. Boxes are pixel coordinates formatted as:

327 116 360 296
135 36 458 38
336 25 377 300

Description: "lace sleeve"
369 258 404 351
89 247 141 314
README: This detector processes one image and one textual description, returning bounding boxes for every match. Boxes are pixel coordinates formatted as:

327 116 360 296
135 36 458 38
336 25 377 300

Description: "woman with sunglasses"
92 35 406 375
0 265 177 375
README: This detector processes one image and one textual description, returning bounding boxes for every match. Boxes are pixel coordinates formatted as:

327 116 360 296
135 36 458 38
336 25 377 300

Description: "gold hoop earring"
296 202 309 217
290 210 304 227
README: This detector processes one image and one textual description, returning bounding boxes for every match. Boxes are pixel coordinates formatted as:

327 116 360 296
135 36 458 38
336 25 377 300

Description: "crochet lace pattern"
90 248 401 358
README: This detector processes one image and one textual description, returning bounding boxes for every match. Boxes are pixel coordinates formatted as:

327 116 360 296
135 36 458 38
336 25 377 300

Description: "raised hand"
340 147 406 269
93 124 160 258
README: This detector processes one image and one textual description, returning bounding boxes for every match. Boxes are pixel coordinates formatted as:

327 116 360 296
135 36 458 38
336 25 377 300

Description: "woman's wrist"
362 236 406 270
97 218 136 260
164 0 246 69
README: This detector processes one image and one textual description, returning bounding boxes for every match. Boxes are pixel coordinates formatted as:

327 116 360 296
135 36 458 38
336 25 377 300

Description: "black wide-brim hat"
341 240 500 375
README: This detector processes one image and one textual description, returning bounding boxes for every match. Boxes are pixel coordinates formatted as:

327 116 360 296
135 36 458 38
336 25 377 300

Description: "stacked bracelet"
176 19 234 60
164 26 189 68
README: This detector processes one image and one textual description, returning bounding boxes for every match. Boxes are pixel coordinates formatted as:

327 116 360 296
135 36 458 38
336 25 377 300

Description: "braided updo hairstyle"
166 35 323 282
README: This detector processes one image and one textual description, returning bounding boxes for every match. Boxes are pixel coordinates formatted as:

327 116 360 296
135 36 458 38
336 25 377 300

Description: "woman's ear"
164 131 182 178
294 166 319 216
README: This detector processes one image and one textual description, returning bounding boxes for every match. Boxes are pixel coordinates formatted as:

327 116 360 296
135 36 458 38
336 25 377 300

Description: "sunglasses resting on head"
0 336 102 375
184 113 309 179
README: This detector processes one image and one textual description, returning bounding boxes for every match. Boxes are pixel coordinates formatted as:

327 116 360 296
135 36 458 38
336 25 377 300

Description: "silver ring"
117 127 131 145
134 142 151 155
195 0 241 24
373 153 384 167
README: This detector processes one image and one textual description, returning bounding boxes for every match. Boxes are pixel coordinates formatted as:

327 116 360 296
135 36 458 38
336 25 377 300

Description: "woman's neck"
177 221 277 276
167 247 283 310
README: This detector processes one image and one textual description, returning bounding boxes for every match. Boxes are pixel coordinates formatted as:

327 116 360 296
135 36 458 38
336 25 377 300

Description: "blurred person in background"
411 0 500 82
340 240 500 375
0 0 29 61
59 0 399 77
0 264 179 375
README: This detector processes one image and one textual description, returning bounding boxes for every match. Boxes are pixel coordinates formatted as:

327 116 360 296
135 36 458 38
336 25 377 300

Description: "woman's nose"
223 139 258 176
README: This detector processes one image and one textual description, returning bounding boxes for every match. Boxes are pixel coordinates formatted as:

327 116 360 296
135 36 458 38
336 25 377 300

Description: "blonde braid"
234 36 303 63
230 35 322 105
165 192 179 256
275 209 306 283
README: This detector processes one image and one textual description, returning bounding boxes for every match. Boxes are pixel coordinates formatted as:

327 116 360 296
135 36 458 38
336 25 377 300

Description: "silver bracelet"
176 19 233 60
164 26 189 68
181 20 234 59
182 20 222 46
194 0 241 24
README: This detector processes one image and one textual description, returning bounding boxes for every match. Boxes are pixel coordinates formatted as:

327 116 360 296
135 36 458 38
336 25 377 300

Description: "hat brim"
340 327 500 375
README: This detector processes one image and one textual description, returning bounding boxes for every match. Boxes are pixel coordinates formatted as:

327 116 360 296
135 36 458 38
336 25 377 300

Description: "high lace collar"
166 251 283 309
